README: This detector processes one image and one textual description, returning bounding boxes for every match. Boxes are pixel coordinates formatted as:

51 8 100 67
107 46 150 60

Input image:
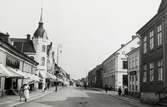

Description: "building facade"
127 47 140 97
102 36 140 90
0 33 38 96
10 9 57 91
136 0 167 104
88 65 103 88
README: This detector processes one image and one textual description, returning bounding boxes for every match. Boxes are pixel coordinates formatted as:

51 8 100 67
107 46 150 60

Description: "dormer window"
42 45 46 52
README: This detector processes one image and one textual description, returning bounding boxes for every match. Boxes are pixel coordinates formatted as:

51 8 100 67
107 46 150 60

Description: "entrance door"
123 75 128 87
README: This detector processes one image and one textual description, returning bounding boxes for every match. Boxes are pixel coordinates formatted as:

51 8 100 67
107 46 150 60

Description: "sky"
0 0 161 79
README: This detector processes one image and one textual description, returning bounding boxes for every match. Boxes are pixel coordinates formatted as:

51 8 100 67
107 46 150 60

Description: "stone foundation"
140 92 159 104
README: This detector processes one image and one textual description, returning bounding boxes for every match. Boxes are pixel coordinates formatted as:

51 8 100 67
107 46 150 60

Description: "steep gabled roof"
0 37 38 65
10 38 36 53
102 36 139 65
137 1 164 35
158 0 167 13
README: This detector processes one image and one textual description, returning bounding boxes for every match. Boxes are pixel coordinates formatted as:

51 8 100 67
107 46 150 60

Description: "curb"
9 90 54 107
110 95 152 107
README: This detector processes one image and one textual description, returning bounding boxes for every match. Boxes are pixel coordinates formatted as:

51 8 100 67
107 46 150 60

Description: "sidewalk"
104 91 152 107
0 86 63 107
89 88 152 107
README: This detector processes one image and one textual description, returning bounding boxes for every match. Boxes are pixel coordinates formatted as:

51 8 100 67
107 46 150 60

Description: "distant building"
127 47 140 98
136 0 167 104
88 65 103 88
102 36 140 90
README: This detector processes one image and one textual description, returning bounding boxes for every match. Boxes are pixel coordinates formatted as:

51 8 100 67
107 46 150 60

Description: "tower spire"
39 8 43 23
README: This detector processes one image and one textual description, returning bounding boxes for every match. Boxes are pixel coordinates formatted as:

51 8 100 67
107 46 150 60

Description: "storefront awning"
0 64 23 78
39 71 46 79
56 77 64 83
7 67 29 79
23 73 41 84
46 72 56 81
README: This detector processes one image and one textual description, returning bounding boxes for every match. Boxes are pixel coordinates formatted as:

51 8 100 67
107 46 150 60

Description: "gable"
158 0 167 13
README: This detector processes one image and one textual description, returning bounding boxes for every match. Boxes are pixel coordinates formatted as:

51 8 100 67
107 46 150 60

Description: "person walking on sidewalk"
104 84 108 93
118 87 122 96
19 85 24 101
23 84 30 102
54 82 57 92
109 86 113 94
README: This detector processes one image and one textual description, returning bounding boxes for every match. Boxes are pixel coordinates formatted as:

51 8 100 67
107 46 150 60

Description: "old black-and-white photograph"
0 0 166 107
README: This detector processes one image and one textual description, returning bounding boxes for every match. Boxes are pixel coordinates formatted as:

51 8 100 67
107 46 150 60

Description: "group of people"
104 84 113 93
104 84 128 96
19 84 30 102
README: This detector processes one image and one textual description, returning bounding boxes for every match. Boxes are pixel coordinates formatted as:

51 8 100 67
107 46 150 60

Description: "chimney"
121 44 125 48
27 34 31 40
132 35 137 40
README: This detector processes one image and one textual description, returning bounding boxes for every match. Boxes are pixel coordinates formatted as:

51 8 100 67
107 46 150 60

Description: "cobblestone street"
13 87 152 107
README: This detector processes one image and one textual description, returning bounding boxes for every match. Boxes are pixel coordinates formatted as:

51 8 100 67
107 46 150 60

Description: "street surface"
15 87 151 107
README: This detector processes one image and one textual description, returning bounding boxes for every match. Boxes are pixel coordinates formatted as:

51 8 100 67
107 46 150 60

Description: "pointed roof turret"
33 8 48 39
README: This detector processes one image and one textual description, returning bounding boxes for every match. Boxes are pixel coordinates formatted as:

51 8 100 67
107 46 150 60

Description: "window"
149 31 154 50
123 61 128 69
135 56 138 68
150 63 154 81
143 36 147 54
128 60 131 69
158 59 163 81
42 45 46 52
132 85 134 90
157 25 162 46
0 77 1 89
129 76 131 82
136 85 138 91
132 76 134 82
143 65 147 82
132 57 134 69
41 57 45 66
136 74 138 81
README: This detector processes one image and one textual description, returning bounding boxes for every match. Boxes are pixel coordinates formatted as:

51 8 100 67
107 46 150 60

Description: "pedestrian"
109 86 113 94
55 82 57 92
124 87 128 96
23 84 30 102
118 87 122 96
84 82 87 89
104 84 108 93
19 85 24 101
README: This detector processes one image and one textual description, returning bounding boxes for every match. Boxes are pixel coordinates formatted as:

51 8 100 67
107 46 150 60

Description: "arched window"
41 57 45 66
